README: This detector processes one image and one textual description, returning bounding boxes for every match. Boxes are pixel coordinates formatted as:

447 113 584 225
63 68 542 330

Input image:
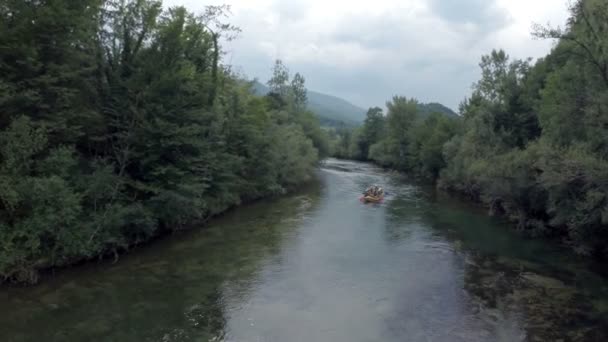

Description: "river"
1 159 607 341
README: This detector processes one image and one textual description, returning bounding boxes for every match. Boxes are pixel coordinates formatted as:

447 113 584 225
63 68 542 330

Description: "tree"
533 0 608 87
534 0 608 158
198 5 241 106
0 0 102 144
379 96 418 170
267 59 290 99
410 113 460 180
291 72 308 110
359 107 385 159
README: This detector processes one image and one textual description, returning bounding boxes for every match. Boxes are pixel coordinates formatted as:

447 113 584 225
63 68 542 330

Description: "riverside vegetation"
0 0 329 283
331 0 608 260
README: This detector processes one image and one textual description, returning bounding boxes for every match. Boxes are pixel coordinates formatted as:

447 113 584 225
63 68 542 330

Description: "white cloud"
163 0 570 110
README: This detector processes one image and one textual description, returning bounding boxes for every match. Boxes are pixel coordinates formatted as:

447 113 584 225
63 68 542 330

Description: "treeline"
331 0 608 258
331 102 460 180
0 0 327 283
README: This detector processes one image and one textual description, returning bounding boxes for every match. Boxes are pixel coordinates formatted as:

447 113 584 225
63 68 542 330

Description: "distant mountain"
250 80 458 126
251 81 366 126
306 91 367 124
417 102 458 118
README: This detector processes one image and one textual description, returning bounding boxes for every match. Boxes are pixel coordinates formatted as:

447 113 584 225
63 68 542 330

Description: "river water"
1 159 607 341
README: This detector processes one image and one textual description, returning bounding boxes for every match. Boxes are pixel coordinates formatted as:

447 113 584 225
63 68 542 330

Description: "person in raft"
364 185 384 197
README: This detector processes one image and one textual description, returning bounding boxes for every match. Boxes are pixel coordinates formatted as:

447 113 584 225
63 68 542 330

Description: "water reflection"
422 192 608 341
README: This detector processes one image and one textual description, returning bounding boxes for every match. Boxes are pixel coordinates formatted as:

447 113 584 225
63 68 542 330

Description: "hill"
417 102 458 118
252 81 366 126
251 81 458 126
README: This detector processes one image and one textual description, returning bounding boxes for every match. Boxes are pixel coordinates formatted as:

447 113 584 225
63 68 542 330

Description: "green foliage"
329 126 362 160
0 1 324 283
410 113 461 179
267 59 290 99
291 73 308 110
416 103 458 118
0 117 86 282
536 144 608 255
263 59 330 157
331 99 460 175
359 107 384 159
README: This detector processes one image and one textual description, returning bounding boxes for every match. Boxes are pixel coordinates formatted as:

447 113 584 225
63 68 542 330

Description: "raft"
361 194 384 203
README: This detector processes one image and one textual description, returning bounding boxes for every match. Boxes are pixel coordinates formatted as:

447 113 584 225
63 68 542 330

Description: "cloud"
164 0 570 110
428 0 512 31
272 0 309 22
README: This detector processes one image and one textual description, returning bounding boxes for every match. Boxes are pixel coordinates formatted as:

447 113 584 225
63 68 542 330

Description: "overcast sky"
163 0 569 111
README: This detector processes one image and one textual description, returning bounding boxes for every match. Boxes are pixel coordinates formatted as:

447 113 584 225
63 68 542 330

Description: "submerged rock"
463 254 605 341
520 273 567 289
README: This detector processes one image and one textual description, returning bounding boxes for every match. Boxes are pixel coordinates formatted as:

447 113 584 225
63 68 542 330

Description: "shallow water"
1 159 607 341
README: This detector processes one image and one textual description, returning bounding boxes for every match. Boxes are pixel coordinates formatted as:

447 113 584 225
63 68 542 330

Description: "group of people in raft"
363 184 384 198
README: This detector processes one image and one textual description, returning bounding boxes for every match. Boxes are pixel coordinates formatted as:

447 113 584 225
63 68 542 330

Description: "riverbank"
1 175 323 287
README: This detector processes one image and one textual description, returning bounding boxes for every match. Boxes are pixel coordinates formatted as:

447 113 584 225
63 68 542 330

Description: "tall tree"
198 5 240 106
291 72 308 110
359 107 384 159
267 59 290 99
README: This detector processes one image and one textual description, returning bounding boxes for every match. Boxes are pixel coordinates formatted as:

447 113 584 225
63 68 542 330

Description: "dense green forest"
0 0 328 283
332 0 608 258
